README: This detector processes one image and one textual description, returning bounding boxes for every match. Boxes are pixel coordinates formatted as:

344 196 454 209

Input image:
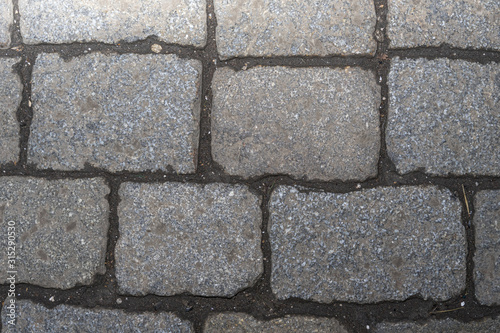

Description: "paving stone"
214 0 376 58
474 190 500 305
387 0 500 49
269 185 465 303
28 53 202 172
0 58 22 165
387 58 500 176
0 177 109 289
212 67 380 181
374 317 500 333
19 0 206 46
204 313 349 333
1 300 193 332
116 182 262 297
0 0 12 47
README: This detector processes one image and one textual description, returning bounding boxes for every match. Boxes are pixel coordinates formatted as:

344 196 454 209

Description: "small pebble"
151 44 162 53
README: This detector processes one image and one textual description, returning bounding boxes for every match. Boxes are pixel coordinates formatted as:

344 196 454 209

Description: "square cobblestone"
116 182 262 297
388 0 499 49
270 185 466 303
1 300 193 332
375 317 500 333
387 58 500 176
205 313 349 332
474 190 500 305
0 0 12 47
0 177 109 289
214 0 376 58
19 0 206 46
212 66 380 181
0 58 22 165
28 53 202 172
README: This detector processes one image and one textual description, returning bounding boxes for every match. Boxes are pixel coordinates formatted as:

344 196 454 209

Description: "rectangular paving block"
1 300 193 332
0 58 22 165
375 317 500 333
474 190 500 306
116 182 262 297
0 177 109 289
388 0 499 49
205 313 349 333
387 58 500 176
214 0 376 58
269 185 466 303
28 53 202 173
212 67 380 181
19 0 206 46
0 0 12 47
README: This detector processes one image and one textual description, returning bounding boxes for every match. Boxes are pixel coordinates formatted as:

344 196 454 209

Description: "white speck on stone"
49 296 55 302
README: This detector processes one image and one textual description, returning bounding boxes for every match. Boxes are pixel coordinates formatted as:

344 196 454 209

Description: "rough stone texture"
0 58 22 164
387 58 500 176
1 300 193 332
374 317 500 333
0 0 12 47
387 0 500 49
214 0 376 58
474 190 500 305
269 185 466 303
212 67 380 181
28 53 202 172
0 177 109 289
204 313 349 333
19 0 206 46
116 182 262 297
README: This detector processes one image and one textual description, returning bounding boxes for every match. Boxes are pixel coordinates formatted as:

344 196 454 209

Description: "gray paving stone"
474 190 500 305
28 53 202 172
269 185 466 303
387 0 500 49
0 177 109 289
212 67 380 181
204 313 349 333
0 0 12 47
374 317 500 333
387 58 500 176
214 0 376 58
0 58 22 165
116 182 262 297
1 300 193 332
19 0 206 46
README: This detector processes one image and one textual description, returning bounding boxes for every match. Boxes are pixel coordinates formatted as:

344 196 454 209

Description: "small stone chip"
151 43 162 53
116 182 263 297
205 313 349 333
270 185 466 303
1 300 193 332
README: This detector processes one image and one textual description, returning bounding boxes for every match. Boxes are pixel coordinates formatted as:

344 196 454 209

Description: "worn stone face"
212 66 380 181
204 313 349 333
387 58 500 176
375 317 500 333
474 190 500 306
19 0 206 46
0 0 12 47
214 0 376 58
0 58 22 165
116 182 262 297
387 0 500 49
1 300 194 332
269 185 466 303
28 53 202 173
0 177 109 289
